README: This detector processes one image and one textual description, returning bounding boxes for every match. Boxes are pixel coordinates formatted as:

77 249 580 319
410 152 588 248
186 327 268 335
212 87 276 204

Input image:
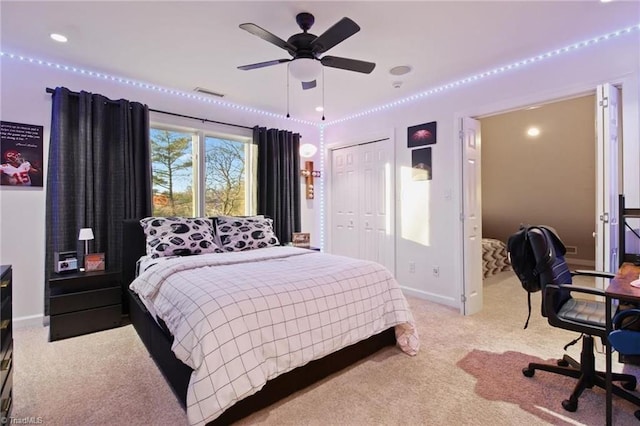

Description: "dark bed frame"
121 219 396 425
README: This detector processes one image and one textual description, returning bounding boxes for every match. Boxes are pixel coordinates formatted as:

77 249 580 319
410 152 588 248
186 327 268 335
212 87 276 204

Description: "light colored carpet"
13 271 640 425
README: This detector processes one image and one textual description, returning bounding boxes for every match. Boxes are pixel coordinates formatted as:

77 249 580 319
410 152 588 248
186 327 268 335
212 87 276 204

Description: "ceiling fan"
238 12 376 90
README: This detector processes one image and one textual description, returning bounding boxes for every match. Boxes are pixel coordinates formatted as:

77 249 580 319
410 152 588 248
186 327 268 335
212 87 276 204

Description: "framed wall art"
0 120 44 187
411 147 432 181
407 121 437 147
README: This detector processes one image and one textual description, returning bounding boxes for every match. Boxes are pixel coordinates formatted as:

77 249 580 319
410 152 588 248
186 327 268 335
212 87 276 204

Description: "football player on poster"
0 149 40 186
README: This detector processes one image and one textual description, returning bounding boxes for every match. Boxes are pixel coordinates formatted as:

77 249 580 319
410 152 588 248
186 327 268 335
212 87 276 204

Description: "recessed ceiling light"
389 65 412 76
527 127 541 137
315 106 324 112
50 33 68 43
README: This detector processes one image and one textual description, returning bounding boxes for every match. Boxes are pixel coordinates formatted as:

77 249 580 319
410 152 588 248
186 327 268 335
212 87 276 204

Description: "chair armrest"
546 283 606 298
572 269 616 279
544 284 610 337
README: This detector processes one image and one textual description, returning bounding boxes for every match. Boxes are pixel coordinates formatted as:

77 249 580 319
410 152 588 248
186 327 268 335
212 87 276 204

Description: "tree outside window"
149 127 252 218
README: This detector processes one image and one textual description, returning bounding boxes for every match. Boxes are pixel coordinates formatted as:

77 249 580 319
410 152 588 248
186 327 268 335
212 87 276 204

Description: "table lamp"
78 228 94 272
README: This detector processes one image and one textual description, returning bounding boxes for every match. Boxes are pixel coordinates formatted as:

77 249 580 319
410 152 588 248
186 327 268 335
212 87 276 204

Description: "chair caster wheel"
623 380 636 391
522 367 534 378
557 359 569 367
562 399 578 412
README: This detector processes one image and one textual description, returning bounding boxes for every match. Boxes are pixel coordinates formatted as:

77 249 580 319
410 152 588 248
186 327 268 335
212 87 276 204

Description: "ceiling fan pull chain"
286 63 290 118
321 67 325 121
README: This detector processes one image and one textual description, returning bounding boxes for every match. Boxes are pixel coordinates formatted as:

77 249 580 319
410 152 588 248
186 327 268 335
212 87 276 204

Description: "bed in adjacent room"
482 237 511 279
122 216 419 426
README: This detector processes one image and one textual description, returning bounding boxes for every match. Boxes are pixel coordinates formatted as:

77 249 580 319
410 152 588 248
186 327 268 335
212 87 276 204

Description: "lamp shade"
299 143 318 158
78 228 94 241
289 58 321 82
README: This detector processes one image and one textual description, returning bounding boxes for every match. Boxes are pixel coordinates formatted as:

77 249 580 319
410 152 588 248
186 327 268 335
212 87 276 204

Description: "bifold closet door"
331 140 395 274
331 145 360 259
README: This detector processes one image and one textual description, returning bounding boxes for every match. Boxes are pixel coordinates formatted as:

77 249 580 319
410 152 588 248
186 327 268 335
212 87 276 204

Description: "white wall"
2 29 638 324
324 32 640 309
0 58 318 326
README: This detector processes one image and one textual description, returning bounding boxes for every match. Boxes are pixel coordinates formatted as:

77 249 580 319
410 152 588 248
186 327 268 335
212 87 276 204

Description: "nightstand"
49 270 122 341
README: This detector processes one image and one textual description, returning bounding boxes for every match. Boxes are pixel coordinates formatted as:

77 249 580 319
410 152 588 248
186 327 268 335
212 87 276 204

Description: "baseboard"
400 286 457 308
565 258 595 267
14 313 46 329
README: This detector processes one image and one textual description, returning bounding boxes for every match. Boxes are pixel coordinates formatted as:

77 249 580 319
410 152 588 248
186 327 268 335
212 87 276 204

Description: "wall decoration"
292 232 311 248
407 121 437 147
0 120 44 187
85 253 106 272
412 147 432 181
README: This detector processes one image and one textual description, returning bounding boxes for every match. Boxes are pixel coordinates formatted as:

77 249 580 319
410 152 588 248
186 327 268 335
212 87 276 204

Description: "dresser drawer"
0 269 11 306
0 365 11 420
0 311 10 353
0 340 11 392
50 286 121 315
50 304 121 341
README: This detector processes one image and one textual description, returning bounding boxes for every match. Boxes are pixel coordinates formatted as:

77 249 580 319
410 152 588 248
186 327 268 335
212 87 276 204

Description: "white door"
595 83 621 287
331 146 359 258
461 117 483 315
359 141 394 273
331 139 395 273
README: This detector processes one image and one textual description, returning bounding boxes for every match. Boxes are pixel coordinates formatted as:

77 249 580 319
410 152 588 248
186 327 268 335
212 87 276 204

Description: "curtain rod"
148 108 253 130
45 87 253 131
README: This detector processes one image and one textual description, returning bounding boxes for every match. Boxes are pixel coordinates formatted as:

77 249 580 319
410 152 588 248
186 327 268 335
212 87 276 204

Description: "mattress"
130 246 419 426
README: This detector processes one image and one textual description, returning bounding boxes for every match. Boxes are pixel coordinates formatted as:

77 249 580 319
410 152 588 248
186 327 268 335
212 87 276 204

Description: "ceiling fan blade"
311 17 360 54
238 59 290 71
239 23 297 55
301 80 317 90
320 56 376 74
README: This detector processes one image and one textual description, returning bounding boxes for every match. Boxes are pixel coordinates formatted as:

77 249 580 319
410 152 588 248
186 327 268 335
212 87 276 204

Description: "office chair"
518 226 640 412
609 308 640 420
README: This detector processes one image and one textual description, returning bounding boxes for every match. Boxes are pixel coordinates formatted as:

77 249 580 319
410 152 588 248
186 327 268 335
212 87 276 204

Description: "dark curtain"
45 87 152 314
254 126 301 244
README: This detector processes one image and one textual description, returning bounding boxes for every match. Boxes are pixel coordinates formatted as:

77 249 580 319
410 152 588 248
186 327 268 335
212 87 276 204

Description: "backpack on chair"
507 225 566 329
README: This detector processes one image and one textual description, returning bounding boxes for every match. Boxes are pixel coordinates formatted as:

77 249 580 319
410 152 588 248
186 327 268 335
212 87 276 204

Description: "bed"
482 237 511 278
122 217 419 426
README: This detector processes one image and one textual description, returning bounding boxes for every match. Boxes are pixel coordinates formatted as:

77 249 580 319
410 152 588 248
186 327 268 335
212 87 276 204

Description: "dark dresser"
0 265 13 420
48 270 122 341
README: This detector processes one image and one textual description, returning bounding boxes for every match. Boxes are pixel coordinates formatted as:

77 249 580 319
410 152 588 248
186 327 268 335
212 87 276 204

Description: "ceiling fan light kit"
288 58 321 82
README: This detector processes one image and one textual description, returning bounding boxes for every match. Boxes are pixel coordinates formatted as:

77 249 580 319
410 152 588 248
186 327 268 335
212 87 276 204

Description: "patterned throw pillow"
215 216 280 252
140 217 222 258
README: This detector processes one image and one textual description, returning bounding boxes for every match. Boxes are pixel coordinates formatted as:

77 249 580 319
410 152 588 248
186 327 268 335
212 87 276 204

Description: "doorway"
460 87 621 315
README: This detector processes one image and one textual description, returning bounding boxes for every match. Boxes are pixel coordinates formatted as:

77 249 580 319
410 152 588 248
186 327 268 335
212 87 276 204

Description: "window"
149 120 255 217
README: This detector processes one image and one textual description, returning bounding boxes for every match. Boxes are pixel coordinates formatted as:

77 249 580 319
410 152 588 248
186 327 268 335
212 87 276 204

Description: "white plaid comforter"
130 246 419 426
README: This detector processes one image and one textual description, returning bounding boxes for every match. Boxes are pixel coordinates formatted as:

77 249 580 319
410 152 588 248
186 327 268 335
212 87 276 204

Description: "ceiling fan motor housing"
288 33 318 59
296 12 315 32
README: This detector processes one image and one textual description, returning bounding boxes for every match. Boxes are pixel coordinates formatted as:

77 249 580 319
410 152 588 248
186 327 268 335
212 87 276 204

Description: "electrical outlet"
409 262 415 273
433 266 440 277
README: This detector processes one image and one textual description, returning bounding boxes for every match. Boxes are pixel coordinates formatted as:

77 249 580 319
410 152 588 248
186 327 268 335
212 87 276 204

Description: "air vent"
194 87 225 98
565 245 578 255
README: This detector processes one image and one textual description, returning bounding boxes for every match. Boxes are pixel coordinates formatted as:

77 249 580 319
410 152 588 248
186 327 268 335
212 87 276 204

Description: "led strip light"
2 23 638 250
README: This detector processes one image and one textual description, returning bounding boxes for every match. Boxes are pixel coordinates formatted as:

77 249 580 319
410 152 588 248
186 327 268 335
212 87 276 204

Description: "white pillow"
215 216 279 251
140 217 222 258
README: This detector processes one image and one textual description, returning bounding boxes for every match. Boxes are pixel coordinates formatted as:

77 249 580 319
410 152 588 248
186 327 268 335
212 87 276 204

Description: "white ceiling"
2 1 639 123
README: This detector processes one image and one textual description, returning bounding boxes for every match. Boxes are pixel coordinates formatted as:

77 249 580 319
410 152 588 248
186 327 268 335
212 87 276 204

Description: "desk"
605 263 640 425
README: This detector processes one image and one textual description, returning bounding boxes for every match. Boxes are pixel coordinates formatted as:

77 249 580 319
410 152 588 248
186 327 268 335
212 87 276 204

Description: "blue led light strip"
1 24 637 127
0 51 316 127
327 23 640 125
319 125 326 250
